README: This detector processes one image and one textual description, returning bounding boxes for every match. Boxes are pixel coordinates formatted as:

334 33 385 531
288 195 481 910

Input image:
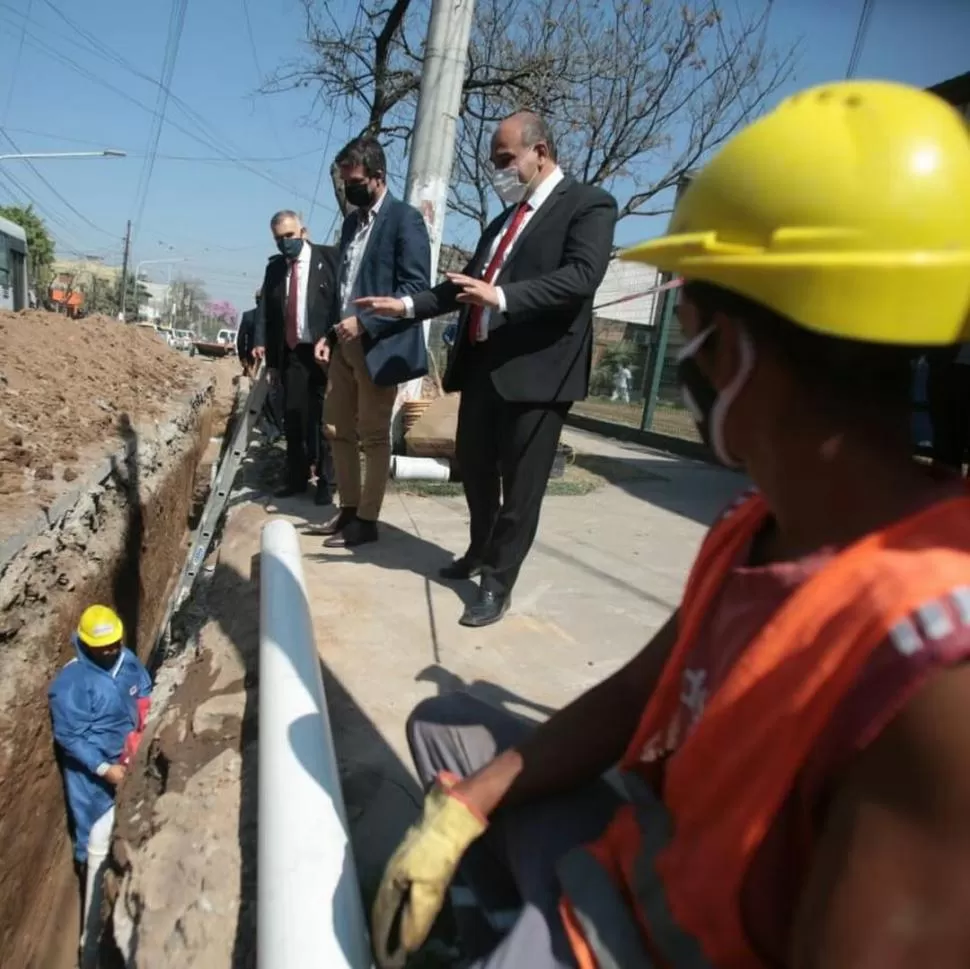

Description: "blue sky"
0 0 967 312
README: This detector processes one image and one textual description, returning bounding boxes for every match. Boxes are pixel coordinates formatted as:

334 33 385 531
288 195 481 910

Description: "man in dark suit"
236 289 260 375
254 210 339 503
356 112 617 626
313 136 432 548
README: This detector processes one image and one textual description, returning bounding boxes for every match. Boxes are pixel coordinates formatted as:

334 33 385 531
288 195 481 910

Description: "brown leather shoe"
314 507 357 536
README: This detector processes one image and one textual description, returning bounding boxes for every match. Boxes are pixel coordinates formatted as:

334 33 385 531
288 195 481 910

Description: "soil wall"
0 383 216 968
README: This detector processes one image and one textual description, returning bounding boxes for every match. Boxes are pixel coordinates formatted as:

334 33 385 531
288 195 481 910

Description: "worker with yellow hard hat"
49 605 152 968
369 81 970 969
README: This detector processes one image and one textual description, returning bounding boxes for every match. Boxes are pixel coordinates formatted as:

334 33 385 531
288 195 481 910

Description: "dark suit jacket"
237 307 258 362
411 177 617 403
256 243 339 370
333 193 432 386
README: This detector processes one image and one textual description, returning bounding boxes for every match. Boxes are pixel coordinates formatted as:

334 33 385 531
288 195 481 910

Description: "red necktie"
468 201 531 344
285 258 300 349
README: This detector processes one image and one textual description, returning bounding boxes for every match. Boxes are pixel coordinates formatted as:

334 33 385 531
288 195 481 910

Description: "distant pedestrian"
611 363 632 403
237 289 260 376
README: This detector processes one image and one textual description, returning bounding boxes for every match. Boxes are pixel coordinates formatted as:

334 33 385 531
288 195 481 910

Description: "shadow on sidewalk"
571 446 745 526
415 664 557 722
305 522 478 664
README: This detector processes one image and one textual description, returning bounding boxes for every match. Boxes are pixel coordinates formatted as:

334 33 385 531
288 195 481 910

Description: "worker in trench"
48 605 152 968
370 80 970 969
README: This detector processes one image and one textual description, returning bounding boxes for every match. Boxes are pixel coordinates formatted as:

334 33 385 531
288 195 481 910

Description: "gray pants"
407 693 622 969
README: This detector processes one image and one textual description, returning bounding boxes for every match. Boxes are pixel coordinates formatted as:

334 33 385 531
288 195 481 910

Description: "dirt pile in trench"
0 310 203 536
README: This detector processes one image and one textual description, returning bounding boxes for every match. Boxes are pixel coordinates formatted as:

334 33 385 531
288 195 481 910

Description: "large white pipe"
390 455 452 482
258 519 372 969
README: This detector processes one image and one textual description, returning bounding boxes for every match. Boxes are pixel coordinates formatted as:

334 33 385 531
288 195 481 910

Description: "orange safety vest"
557 491 970 969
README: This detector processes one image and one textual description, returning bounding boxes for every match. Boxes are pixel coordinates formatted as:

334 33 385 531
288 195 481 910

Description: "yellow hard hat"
621 80 970 346
76 605 124 649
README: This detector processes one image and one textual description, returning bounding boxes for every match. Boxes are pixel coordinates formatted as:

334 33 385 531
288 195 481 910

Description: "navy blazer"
334 193 432 386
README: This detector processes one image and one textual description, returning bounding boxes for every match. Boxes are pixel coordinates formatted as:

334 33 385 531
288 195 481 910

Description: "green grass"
387 462 605 498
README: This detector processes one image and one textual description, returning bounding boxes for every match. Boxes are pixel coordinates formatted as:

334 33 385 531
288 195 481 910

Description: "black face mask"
276 236 303 259
344 182 374 209
83 643 121 670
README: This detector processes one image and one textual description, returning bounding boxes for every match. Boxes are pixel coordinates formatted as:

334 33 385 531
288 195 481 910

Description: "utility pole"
400 0 475 408
404 0 475 281
118 219 131 322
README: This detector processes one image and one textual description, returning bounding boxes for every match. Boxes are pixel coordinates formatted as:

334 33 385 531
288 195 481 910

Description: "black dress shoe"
275 481 308 498
324 517 378 548
313 507 357 536
439 556 483 580
314 481 334 506
459 589 510 628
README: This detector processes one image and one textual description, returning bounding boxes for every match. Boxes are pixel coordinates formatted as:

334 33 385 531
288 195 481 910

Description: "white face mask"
676 324 756 469
491 165 527 205
491 149 541 206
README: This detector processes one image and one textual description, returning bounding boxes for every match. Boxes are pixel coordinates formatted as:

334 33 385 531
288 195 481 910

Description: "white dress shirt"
339 188 388 320
283 239 313 344
402 166 565 339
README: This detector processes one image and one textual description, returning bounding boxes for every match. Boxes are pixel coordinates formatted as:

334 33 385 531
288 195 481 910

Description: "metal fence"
573 280 701 444
573 281 938 456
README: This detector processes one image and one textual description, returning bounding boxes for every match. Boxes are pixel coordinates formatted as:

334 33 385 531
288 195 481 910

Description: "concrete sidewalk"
256 427 745 897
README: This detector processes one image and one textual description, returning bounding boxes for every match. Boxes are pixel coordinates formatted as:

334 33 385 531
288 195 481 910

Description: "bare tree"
268 0 797 229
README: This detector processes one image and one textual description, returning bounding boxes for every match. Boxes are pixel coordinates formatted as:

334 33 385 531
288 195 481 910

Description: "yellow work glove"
371 775 488 969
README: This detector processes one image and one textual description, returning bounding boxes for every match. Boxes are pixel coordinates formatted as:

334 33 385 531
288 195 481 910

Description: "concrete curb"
0 381 215 579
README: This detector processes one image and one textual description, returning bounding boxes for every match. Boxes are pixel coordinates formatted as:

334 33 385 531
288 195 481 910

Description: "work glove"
371 773 488 969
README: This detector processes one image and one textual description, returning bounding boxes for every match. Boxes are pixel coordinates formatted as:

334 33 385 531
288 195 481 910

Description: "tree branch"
270 0 798 228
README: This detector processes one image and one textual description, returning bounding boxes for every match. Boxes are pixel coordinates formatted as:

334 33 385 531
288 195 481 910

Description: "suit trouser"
282 342 334 488
324 339 397 520
407 693 620 968
457 370 569 595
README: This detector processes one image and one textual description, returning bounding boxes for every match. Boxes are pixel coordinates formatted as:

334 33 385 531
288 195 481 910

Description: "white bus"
0 215 28 312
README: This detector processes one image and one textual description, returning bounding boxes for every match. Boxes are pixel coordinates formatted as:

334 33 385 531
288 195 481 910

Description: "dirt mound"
0 310 214 536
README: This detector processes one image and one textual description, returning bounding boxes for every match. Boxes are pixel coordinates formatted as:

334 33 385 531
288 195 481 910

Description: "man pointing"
357 111 617 627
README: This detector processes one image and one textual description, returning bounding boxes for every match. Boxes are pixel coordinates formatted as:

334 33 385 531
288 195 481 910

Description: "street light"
0 149 126 161
135 257 188 282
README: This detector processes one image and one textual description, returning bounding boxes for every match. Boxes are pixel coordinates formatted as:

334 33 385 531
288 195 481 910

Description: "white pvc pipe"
258 519 372 969
390 455 451 481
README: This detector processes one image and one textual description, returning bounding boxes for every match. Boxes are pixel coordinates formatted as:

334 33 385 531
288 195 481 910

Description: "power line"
1 126 322 164
308 0 367 228
239 0 280 144
845 0 875 79
1 0 32 125
130 0 188 246
0 126 116 236
0 164 95 254
0 2 335 213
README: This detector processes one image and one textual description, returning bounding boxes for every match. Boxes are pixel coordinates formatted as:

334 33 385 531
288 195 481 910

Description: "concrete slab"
240 428 746 900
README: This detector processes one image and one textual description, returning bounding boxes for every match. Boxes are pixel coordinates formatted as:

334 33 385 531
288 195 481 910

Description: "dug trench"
0 370 239 969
